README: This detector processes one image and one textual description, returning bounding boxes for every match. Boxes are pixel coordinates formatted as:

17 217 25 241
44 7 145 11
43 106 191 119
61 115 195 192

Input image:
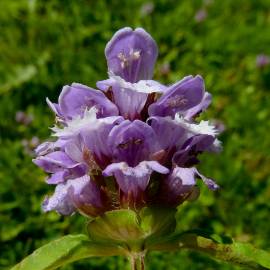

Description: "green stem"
130 253 145 270
148 232 270 270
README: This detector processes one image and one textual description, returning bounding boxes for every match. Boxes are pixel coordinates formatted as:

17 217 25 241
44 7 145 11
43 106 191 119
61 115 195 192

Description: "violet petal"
105 27 158 82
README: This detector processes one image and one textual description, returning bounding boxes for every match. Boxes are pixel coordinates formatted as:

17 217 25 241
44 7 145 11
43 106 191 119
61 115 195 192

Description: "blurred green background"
1 0 270 269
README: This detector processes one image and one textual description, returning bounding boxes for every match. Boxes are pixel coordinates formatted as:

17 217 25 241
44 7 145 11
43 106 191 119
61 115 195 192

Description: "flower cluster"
34 27 221 217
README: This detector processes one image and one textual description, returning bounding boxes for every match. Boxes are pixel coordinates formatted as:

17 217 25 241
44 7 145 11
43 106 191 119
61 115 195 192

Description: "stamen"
118 142 129 149
134 138 143 145
117 52 129 69
129 48 141 60
117 138 143 149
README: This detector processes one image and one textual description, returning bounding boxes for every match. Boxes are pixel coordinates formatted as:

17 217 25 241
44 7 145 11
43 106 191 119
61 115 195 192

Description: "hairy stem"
130 254 145 270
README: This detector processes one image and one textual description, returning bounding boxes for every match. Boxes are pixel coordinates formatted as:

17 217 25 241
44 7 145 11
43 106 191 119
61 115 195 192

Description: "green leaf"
11 234 125 270
87 209 143 244
149 230 270 269
140 207 176 240
87 208 177 251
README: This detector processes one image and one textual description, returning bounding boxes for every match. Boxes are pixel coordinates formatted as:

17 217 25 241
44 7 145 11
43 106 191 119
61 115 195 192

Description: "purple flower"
42 175 106 216
148 75 205 117
194 9 207 23
140 2 154 16
33 150 86 184
159 166 218 206
105 27 158 83
46 83 119 121
34 27 221 217
103 161 169 207
256 54 270 68
107 120 161 166
15 111 33 125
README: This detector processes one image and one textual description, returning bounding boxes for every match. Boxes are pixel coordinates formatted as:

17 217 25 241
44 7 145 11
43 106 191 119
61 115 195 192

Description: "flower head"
194 9 207 23
256 54 270 68
34 27 221 217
